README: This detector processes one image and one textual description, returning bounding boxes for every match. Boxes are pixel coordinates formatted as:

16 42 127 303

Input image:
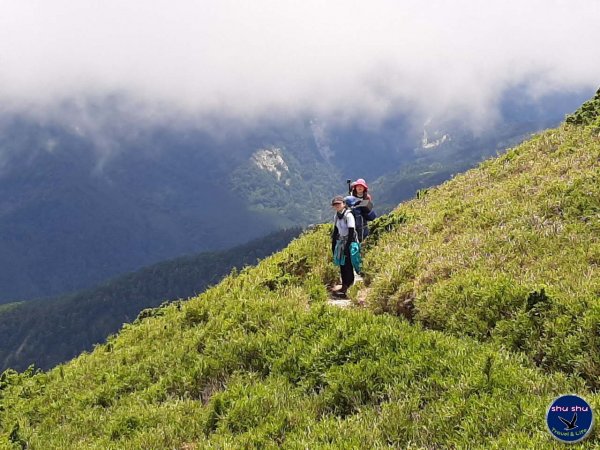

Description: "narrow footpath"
326 273 369 308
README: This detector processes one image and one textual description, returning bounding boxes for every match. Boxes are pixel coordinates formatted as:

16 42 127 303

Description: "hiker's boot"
334 285 349 297
332 284 344 292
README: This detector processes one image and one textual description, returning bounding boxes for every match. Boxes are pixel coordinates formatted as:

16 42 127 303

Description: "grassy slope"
362 122 600 387
1 103 599 447
2 233 597 449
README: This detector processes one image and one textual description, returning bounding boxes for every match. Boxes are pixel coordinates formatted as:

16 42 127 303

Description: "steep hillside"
0 93 598 448
566 87 600 127
361 90 600 387
0 228 300 372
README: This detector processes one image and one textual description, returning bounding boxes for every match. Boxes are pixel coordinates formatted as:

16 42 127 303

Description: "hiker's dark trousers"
340 245 354 287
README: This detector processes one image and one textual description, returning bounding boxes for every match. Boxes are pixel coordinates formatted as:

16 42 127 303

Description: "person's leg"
337 265 345 291
340 246 354 292
346 245 355 286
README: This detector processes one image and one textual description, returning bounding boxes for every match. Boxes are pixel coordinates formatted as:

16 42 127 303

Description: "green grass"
1 102 599 448
1 225 598 448
362 123 600 387
566 87 600 127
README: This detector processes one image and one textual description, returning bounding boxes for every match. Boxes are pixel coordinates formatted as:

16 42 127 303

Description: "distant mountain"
0 111 333 302
0 88 591 302
0 228 301 372
372 85 592 210
371 121 537 211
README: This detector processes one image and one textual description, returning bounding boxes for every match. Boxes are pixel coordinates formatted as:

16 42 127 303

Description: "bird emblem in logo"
558 413 578 430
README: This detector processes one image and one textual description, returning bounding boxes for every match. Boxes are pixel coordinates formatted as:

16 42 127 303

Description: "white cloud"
0 0 598 125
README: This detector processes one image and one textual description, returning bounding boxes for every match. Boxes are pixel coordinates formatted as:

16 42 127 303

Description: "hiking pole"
346 179 352 195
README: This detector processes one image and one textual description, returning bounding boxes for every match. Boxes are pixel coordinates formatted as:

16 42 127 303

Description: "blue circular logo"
546 394 594 443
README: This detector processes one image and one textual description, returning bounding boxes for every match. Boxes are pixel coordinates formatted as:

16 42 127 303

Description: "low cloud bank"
0 1 598 128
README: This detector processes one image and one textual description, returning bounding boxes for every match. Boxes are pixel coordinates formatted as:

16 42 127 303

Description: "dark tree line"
0 228 301 372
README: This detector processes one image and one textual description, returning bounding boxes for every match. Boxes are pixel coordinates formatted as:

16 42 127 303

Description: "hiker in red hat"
349 178 376 242
351 178 373 205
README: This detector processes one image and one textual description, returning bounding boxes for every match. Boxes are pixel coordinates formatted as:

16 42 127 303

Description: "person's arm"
356 199 373 212
345 211 356 245
347 226 355 245
331 223 339 253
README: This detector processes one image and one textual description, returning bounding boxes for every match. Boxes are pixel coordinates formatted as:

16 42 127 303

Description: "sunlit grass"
363 124 600 386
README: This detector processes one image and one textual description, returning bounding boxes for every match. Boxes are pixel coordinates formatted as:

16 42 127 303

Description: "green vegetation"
362 120 600 387
566 88 600 126
1 94 599 448
1 228 597 448
0 303 23 314
0 228 300 372
371 119 538 213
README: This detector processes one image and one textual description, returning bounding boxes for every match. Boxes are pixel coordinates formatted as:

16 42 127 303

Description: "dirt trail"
326 273 369 308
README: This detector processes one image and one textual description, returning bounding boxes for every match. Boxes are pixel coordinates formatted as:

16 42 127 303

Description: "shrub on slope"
566 87 600 127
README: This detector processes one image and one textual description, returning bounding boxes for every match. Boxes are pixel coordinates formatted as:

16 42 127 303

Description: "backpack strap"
343 207 353 225
332 209 346 238
344 208 359 243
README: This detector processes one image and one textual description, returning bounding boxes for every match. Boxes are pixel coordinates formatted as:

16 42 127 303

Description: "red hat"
351 178 368 189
